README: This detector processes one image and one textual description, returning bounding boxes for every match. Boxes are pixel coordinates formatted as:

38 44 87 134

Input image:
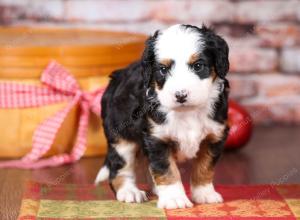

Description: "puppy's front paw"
116 186 148 203
156 182 193 209
192 183 223 204
158 194 193 209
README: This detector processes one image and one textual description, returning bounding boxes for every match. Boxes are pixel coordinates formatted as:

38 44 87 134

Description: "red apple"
225 100 253 149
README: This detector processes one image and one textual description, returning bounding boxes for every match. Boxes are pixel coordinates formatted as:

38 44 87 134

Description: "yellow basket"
0 27 146 158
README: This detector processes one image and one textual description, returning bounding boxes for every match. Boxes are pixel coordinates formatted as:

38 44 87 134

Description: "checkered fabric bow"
0 61 106 169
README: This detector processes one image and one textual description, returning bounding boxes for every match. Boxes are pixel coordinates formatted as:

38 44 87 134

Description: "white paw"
192 183 223 204
156 182 193 209
116 186 148 203
158 194 193 209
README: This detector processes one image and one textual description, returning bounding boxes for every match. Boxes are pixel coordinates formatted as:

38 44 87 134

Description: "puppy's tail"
94 165 110 185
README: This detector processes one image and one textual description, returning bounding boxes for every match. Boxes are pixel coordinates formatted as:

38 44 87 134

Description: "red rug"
19 182 300 219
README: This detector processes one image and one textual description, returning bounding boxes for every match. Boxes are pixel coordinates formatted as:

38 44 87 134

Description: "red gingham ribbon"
0 61 106 169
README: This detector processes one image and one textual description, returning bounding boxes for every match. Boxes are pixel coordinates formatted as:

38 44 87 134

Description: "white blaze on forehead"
156 24 204 63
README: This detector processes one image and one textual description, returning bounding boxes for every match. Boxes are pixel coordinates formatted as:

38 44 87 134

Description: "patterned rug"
19 182 300 219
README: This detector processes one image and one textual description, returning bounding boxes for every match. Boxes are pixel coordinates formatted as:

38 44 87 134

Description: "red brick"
64 0 154 23
229 48 278 73
228 75 257 100
240 99 275 124
0 0 28 8
235 0 299 23
25 1 64 21
226 36 262 48
63 21 168 34
229 73 300 101
0 5 19 24
253 74 300 97
238 73 300 124
0 0 64 23
242 97 300 124
0 1 28 25
280 48 300 73
256 23 300 47
294 102 300 122
153 0 234 23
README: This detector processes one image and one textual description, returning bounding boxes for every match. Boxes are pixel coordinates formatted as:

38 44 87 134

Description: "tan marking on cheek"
190 135 217 187
206 133 223 144
150 156 180 185
155 81 162 90
212 69 218 82
188 53 200 65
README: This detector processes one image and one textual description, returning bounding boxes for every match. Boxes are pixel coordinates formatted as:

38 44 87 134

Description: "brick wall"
1 0 300 124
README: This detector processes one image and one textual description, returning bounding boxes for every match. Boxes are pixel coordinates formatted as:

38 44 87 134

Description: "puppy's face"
143 24 229 111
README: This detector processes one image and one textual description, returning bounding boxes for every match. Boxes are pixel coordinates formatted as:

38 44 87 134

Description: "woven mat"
19 182 300 219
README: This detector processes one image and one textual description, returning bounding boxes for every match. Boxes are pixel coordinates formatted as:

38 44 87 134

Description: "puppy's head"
142 24 229 111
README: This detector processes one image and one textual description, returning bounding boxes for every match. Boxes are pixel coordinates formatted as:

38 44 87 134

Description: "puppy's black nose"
175 90 188 103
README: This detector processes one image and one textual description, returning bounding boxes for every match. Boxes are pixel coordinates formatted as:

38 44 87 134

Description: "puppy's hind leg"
99 139 148 203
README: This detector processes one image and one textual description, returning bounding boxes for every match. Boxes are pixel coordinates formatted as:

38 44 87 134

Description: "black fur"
104 145 126 180
142 30 160 89
182 24 229 79
202 30 229 79
210 126 229 166
100 24 230 184
101 61 146 143
143 135 171 175
211 79 230 123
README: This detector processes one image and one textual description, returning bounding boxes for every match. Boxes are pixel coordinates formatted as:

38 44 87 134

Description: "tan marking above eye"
188 53 200 65
159 58 173 67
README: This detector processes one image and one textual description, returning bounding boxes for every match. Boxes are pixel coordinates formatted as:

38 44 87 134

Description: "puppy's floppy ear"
204 29 229 79
141 30 159 88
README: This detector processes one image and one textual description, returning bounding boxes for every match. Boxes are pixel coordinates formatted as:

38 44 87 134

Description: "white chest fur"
151 109 224 160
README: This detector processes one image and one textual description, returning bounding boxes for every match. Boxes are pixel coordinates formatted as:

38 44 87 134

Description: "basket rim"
0 26 147 56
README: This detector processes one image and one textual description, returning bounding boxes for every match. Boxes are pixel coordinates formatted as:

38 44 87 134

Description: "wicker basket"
0 27 146 158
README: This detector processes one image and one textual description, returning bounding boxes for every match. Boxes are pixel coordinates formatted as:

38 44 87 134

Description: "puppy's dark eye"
160 66 168 75
193 62 204 72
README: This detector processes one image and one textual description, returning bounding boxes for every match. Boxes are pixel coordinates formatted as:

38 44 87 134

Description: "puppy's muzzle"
175 90 188 104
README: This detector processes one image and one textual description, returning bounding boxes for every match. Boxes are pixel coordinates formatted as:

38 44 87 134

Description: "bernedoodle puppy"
95 24 230 209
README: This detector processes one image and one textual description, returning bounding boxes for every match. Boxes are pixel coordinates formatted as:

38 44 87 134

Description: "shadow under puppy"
95 24 230 209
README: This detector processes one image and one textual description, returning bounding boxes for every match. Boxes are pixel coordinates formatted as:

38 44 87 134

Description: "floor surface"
0 125 300 219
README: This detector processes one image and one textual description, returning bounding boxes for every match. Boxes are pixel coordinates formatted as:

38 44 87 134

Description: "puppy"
95 24 230 209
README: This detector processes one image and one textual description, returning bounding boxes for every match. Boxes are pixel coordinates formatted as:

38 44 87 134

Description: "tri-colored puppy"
95 24 230 209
